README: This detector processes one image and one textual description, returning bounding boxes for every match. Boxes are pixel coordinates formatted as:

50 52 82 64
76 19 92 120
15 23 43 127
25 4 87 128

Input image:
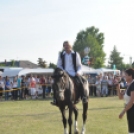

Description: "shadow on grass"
0 106 123 118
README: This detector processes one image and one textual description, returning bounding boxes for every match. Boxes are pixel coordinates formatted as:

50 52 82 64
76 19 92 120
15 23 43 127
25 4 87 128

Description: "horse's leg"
73 105 79 134
81 102 88 134
60 107 68 134
68 104 73 134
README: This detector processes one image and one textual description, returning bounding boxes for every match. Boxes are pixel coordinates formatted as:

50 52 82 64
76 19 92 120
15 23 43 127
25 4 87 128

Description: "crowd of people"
0 75 53 101
86 72 127 97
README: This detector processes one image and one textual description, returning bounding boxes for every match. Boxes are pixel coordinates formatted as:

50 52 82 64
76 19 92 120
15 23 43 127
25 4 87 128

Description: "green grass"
0 97 128 134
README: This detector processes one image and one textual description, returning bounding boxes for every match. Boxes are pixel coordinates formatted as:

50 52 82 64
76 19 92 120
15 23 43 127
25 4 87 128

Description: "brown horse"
51 68 89 134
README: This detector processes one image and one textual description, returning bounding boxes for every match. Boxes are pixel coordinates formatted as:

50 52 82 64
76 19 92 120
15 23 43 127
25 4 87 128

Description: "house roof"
0 60 38 68
19 60 38 68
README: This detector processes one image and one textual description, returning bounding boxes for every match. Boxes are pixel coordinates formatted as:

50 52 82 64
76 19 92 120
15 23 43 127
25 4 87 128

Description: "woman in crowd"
5 76 11 100
29 76 36 99
117 68 134 134
95 75 101 97
0 76 4 101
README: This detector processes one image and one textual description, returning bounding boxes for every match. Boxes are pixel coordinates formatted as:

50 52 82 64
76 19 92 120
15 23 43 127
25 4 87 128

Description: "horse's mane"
53 67 69 78
53 68 71 90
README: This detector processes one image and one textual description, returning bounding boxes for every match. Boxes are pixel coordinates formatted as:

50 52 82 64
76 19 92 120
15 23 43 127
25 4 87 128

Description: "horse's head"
51 68 68 101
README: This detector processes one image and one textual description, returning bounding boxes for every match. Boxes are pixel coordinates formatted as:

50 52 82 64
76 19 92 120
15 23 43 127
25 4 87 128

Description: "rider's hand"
75 73 80 76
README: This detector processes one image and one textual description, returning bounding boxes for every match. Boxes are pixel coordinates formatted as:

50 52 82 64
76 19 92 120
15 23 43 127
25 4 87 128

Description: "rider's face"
63 43 72 52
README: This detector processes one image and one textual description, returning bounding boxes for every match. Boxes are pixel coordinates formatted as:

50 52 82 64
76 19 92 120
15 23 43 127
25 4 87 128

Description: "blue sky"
0 0 134 65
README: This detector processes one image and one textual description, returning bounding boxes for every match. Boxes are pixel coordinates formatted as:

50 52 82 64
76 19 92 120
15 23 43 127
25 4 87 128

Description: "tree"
49 62 57 69
10 60 15 66
108 46 123 70
73 26 106 68
37 58 47 68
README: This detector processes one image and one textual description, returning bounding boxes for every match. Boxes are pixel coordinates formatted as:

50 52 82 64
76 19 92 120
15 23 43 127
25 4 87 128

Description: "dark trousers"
13 88 18 100
12 90 15 100
108 85 112 96
5 92 9 100
0 87 3 97
42 86 46 98
126 107 134 133
48 86 51 94
89 86 96 96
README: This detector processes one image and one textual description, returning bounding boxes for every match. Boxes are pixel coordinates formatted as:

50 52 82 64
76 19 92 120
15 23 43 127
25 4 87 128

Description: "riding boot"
50 89 58 106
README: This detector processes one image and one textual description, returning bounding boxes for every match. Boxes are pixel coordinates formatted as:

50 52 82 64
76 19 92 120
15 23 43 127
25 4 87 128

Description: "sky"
0 0 134 65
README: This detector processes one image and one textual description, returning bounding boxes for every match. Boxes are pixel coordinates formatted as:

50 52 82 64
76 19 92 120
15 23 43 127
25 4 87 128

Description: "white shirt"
108 79 113 85
124 93 130 104
95 80 101 89
57 51 83 76
0 80 4 89
124 80 134 104
13 82 17 88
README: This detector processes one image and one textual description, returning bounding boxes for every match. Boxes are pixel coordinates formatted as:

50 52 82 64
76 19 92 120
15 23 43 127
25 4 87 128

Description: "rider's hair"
125 68 134 79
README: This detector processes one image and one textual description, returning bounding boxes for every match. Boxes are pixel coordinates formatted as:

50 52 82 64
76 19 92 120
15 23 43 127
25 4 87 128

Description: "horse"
51 68 89 134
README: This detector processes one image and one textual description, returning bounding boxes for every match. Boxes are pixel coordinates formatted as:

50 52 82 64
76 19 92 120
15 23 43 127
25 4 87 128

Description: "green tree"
37 58 47 68
108 46 123 70
49 62 57 69
73 26 106 68
10 60 15 66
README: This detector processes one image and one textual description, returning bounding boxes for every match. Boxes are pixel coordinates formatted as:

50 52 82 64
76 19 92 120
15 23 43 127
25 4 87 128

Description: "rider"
51 41 89 106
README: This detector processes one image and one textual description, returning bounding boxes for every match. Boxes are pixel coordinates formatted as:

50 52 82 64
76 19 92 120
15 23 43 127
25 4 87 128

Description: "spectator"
35 75 39 99
47 76 53 96
0 76 4 101
29 76 36 99
95 75 101 97
113 76 119 96
21 76 25 99
24 77 29 99
17 75 21 100
12 76 18 100
40 75 46 99
5 76 11 100
108 76 113 96
89 76 96 96
101 76 108 97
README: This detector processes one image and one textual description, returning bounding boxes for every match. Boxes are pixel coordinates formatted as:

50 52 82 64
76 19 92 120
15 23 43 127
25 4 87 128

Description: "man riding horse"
51 41 89 106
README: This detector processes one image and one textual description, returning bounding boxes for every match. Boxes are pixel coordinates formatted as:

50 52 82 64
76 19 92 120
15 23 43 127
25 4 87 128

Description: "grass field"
0 96 128 134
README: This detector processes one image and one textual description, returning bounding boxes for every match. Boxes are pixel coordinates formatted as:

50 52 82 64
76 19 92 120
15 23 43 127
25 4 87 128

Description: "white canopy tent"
18 68 54 76
95 68 120 75
2 68 23 77
1 68 54 77
82 65 99 74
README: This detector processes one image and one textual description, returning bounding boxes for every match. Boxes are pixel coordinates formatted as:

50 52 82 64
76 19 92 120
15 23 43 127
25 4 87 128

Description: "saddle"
69 76 87 104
